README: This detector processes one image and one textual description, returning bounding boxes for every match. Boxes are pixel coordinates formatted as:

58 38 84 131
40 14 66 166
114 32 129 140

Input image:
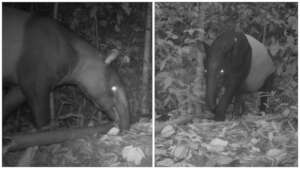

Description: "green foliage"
156 3 207 116
60 3 147 67
155 2 297 117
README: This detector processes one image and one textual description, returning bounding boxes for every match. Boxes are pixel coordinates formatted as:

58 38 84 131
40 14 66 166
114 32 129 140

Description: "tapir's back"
3 7 31 83
3 7 80 85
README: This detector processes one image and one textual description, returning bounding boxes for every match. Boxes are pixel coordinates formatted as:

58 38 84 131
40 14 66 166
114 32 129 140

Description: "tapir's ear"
105 49 120 64
197 41 210 68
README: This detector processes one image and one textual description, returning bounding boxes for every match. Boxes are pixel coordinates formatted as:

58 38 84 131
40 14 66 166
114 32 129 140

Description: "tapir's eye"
111 86 117 92
220 69 224 74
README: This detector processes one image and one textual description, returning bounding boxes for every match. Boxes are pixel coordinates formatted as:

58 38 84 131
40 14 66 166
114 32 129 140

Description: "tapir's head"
204 31 250 113
202 39 228 111
103 66 130 130
74 49 130 130
99 49 130 130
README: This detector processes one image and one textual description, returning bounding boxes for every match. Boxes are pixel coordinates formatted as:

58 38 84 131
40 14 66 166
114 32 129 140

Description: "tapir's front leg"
18 64 52 128
214 81 240 121
259 73 275 112
23 85 51 128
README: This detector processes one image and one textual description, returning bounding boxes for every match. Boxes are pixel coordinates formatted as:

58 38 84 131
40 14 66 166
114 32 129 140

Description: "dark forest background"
3 3 152 166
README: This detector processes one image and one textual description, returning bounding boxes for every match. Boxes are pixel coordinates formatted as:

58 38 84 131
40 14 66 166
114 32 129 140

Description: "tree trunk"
53 3 59 19
141 4 152 116
50 3 59 124
190 3 207 114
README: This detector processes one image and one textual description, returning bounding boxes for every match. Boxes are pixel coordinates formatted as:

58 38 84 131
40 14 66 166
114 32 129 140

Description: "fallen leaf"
161 125 175 138
282 109 290 117
132 122 152 133
266 148 284 158
251 138 259 144
210 138 228 147
107 127 120 135
173 144 189 160
250 146 260 153
203 143 224 152
267 148 287 162
122 145 145 165
203 138 229 152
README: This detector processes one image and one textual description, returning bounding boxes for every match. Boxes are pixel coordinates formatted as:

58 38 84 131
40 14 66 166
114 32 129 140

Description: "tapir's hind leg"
3 87 26 120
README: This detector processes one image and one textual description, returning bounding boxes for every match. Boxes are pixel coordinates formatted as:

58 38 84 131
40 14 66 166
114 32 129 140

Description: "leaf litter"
4 119 152 167
156 112 297 167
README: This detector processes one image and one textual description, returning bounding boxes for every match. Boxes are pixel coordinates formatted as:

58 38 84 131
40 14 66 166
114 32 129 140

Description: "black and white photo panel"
3 2 152 166
155 2 297 167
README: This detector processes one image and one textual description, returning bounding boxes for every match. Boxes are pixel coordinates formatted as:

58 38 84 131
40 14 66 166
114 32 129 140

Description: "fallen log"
4 123 113 153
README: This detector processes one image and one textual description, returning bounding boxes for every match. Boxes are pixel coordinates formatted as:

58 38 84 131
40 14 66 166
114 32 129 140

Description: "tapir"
3 7 130 130
205 30 275 121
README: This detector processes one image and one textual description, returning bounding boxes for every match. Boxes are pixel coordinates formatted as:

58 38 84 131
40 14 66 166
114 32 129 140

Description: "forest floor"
3 118 152 167
155 76 297 167
155 113 297 167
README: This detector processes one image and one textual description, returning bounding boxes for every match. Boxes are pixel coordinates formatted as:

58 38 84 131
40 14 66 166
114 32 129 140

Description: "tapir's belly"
244 34 275 92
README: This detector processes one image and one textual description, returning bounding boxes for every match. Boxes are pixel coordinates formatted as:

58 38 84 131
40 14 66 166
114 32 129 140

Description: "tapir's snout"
112 86 130 130
98 87 130 130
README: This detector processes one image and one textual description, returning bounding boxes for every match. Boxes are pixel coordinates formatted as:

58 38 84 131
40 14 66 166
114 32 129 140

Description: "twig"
287 120 296 132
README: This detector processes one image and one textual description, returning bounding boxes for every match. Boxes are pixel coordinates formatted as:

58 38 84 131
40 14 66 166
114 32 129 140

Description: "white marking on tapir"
220 69 224 74
112 86 117 92
244 34 275 92
105 49 119 64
